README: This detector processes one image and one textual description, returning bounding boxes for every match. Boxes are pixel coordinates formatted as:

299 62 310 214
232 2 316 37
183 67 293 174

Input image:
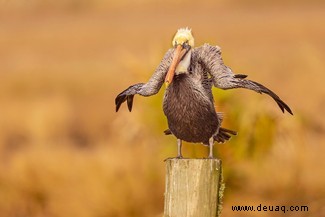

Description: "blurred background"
0 0 325 216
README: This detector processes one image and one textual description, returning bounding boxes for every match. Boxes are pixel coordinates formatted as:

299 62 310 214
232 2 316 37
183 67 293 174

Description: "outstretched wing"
230 78 292 114
195 44 293 115
115 49 173 112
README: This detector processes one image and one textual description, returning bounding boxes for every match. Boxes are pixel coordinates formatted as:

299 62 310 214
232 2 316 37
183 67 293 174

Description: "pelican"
115 28 292 158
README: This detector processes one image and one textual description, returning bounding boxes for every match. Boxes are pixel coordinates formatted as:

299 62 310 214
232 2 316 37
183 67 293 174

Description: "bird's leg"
176 139 183 159
208 137 214 159
163 139 184 161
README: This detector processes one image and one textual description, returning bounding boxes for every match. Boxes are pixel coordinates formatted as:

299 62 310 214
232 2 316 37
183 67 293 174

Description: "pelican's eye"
182 41 190 50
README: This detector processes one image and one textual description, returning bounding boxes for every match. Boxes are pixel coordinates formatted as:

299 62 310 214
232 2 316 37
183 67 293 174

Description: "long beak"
165 44 188 87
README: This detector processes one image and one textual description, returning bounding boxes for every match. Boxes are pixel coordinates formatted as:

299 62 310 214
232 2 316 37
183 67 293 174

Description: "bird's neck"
175 50 192 75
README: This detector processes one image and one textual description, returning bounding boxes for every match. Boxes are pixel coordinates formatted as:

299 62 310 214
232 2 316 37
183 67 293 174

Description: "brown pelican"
115 28 292 158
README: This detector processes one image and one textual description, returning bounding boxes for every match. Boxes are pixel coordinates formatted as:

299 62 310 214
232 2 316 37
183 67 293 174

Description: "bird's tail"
164 127 237 144
213 127 237 143
164 129 173 135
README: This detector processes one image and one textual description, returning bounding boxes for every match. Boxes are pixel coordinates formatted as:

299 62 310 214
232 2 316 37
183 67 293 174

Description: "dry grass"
0 1 324 216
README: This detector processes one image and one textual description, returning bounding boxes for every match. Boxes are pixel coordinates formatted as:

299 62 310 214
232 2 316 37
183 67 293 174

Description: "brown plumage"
115 28 292 158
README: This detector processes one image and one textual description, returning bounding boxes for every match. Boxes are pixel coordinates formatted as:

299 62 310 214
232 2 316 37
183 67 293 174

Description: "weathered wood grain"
164 159 224 217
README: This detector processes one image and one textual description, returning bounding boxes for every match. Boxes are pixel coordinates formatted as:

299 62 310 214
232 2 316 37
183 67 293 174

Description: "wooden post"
164 159 224 217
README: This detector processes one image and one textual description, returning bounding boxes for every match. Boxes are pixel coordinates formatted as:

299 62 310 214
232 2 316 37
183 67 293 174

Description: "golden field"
0 1 325 216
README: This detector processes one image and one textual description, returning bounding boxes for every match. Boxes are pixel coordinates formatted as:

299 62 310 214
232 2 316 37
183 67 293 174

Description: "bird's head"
172 27 194 48
165 28 194 87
